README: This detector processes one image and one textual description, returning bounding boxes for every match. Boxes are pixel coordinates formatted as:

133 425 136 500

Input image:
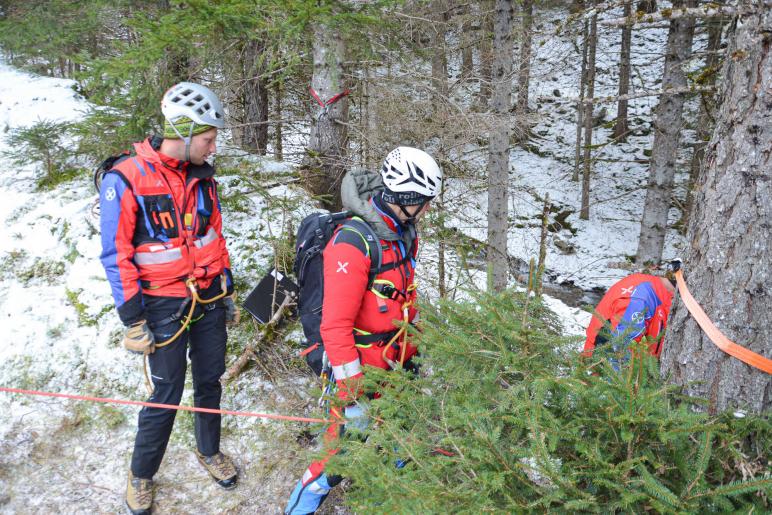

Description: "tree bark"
274 79 283 161
661 6 771 415
460 6 474 79
477 0 494 107
486 0 515 292
516 0 533 115
684 15 724 229
432 0 449 298
580 8 597 221
613 0 633 141
636 0 696 264
574 18 589 182
636 0 656 14
240 38 269 155
302 23 349 211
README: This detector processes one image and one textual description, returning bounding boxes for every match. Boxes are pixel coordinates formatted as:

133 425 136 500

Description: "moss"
17 258 66 286
65 288 100 327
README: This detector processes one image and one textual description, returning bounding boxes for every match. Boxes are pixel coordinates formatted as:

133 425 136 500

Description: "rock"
552 89 561 97
553 236 576 255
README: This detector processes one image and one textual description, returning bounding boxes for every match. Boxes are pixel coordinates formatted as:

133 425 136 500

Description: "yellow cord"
142 274 229 394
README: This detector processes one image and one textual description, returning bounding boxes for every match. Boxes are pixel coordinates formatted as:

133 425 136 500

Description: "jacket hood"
340 168 416 247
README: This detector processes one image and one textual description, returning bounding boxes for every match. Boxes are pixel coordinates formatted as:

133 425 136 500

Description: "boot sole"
125 500 152 515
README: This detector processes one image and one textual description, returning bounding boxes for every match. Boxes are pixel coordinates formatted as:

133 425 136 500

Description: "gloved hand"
123 320 155 355
224 293 240 325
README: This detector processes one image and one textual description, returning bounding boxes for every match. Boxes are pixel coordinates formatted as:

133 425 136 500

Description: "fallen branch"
600 5 748 27
562 85 717 105
221 295 294 383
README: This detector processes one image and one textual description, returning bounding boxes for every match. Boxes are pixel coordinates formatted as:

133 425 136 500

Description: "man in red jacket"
285 147 443 514
99 82 239 514
583 270 676 368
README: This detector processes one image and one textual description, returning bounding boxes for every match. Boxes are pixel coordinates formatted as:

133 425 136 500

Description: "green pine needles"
324 291 771 513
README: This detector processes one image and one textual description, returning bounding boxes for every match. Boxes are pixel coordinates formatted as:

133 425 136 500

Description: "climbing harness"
142 274 229 393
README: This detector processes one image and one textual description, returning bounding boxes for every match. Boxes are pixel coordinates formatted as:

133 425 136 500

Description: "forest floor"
0 4 702 512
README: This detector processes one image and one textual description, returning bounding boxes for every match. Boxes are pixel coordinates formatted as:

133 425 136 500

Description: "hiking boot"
195 450 238 489
126 471 153 514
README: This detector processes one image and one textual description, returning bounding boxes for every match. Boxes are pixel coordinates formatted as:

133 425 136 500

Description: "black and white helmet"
161 82 225 129
380 147 442 205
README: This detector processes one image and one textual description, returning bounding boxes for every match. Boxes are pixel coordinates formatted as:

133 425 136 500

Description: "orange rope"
675 269 772 374
0 387 331 424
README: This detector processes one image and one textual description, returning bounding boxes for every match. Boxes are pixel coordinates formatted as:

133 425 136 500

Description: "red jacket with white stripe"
99 136 232 325
321 195 419 396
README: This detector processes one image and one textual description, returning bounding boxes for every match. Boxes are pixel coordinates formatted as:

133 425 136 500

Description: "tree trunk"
432 0 449 298
460 9 474 79
580 9 597 221
431 0 449 103
684 15 724 229
573 18 589 182
486 0 515 292
613 0 633 141
636 0 696 265
516 0 533 115
302 24 349 211
240 39 269 155
274 80 283 161
636 0 656 13
477 0 494 107
661 6 771 415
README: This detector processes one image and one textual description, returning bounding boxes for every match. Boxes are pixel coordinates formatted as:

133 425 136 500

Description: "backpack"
293 210 409 375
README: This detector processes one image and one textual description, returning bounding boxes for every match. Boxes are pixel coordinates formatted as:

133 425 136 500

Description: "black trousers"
130 294 227 479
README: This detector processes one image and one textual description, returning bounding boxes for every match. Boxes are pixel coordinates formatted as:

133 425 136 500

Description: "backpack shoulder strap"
340 217 383 289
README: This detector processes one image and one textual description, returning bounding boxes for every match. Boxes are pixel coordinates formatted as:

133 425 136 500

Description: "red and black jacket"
321 196 419 394
99 136 232 325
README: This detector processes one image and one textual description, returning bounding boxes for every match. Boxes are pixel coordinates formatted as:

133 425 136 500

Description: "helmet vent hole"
185 100 196 107
181 88 193 96
193 94 204 102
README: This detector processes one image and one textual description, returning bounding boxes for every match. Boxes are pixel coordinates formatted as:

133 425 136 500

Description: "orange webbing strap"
675 269 772 374
0 387 331 424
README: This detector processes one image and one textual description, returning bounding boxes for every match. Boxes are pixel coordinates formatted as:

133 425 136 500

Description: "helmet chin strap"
168 119 196 163
398 201 427 226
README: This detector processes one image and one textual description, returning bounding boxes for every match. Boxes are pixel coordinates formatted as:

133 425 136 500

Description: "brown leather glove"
123 320 156 355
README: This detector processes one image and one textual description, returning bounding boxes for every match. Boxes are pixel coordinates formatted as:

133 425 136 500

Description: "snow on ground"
0 5 696 510
440 8 691 292
0 58 324 514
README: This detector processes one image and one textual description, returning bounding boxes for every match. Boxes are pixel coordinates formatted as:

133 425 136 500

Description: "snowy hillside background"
0 8 698 513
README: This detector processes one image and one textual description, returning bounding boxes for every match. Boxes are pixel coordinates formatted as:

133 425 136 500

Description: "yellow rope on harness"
382 282 418 370
142 274 229 394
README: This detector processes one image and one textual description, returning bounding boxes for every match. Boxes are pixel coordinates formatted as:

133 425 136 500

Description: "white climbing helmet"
380 147 442 202
161 82 225 129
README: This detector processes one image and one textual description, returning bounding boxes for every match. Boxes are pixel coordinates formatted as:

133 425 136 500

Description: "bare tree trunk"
274 80 283 161
516 0 533 115
573 18 589 182
302 24 349 211
478 0 494 107
580 9 597 221
460 9 474 79
661 6 771 415
432 0 449 298
684 15 723 229
636 0 696 265
613 0 633 141
240 39 269 155
486 0 515 292
636 0 656 13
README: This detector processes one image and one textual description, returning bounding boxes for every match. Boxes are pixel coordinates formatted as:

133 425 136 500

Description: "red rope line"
0 387 331 424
